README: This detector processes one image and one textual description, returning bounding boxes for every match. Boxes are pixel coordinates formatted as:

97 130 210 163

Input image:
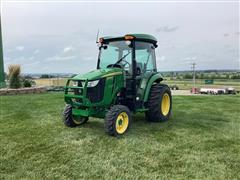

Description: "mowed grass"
0 93 239 179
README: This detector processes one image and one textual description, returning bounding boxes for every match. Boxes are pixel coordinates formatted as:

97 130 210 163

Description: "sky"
1 1 239 73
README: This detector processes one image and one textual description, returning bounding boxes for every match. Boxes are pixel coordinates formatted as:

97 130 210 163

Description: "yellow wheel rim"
161 93 170 116
73 116 84 125
116 112 129 134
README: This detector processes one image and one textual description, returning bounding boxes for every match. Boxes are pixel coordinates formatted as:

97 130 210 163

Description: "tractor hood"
72 68 123 81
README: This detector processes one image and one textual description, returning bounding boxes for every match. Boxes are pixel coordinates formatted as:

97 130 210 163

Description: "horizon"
20 68 239 75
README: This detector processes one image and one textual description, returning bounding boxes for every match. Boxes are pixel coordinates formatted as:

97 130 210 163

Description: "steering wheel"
107 60 130 69
121 60 130 68
107 64 122 68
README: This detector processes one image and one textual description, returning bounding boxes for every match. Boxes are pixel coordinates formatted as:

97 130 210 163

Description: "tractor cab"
97 34 158 109
63 34 172 136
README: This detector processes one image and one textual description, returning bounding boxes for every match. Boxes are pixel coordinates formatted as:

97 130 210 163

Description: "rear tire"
145 83 172 122
105 105 131 136
63 104 88 127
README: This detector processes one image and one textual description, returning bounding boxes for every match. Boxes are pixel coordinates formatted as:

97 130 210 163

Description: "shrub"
23 79 32 87
8 64 21 89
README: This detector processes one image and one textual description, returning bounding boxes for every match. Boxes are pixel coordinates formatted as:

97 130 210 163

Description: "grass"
0 93 240 179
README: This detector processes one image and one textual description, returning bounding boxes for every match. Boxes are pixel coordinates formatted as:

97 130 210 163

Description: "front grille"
87 79 105 103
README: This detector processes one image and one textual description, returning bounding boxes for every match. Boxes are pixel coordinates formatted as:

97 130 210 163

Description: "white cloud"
16 46 24 51
6 56 36 65
63 46 74 53
34 49 40 54
29 56 35 61
185 57 196 61
159 56 166 61
46 55 76 62
24 61 40 67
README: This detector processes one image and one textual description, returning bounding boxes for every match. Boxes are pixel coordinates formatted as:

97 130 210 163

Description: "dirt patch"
171 90 197 96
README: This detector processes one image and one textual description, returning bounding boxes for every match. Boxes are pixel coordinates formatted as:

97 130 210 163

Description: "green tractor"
63 34 172 136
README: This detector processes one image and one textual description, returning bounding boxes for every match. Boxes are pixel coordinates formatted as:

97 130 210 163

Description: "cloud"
185 57 196 61
7 56 36 63
158 56 166 62
223 33 230 37
46 55 76 62
24 61 41 67
29 56 35 61
156 26 179 33
16 46 25 51
63 46 74 53
34 49 40 54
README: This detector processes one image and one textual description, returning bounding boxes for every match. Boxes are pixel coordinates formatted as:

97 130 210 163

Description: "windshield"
98 41 132 69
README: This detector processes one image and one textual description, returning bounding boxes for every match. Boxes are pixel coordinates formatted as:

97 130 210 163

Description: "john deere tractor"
63 34 172 136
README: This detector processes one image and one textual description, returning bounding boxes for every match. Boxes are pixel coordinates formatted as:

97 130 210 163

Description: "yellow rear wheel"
146 84 172 122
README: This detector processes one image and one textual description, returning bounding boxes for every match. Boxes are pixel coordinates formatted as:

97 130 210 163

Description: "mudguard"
143 73 163 102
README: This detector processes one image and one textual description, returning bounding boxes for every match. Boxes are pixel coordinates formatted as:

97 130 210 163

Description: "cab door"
134 42 157 103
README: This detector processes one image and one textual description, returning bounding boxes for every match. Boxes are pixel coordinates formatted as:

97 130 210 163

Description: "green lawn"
0 93 239 179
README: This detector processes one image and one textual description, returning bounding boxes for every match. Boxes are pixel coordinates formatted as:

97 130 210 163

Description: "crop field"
34 78 240 92
0 93 239 179
163 79 240 91
34 78 67 87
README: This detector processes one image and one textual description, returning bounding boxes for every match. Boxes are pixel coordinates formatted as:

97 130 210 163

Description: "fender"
143 73 163 102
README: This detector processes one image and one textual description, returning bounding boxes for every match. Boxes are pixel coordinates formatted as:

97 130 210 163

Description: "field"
34 78 240 92
163 79 240 91
0 93 240 179
34 78 67 87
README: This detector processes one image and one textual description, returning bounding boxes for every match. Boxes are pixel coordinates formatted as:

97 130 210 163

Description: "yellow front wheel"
116 112 129 134
105 105 131 136
63 105 88 127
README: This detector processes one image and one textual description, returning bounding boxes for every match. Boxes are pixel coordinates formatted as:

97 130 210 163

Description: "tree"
40 74 55 78
183 73 193 79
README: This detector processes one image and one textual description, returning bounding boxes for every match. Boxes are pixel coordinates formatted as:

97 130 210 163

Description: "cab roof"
101 33 158 46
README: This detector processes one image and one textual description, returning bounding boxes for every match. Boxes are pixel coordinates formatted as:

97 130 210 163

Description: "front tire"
146 84 172 122
63 104 88 127
105 105 131 136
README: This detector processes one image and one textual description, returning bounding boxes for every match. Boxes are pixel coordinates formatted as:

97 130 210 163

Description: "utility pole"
0 14 6 88
191 62 196 93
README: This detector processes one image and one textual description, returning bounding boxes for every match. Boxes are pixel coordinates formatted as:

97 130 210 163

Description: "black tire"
105 105 131 136
62 104 88 127
145 83 172 122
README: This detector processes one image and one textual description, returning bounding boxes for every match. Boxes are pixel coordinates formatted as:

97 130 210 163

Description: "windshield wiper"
113 51 131 66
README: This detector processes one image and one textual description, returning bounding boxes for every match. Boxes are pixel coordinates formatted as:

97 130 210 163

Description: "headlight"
87 80 99 87
72 81 78 86
69 80 78 87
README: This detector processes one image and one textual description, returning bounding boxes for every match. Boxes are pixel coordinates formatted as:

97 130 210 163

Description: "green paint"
65 70 124 118
72 68 122 81
0 15 6 88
